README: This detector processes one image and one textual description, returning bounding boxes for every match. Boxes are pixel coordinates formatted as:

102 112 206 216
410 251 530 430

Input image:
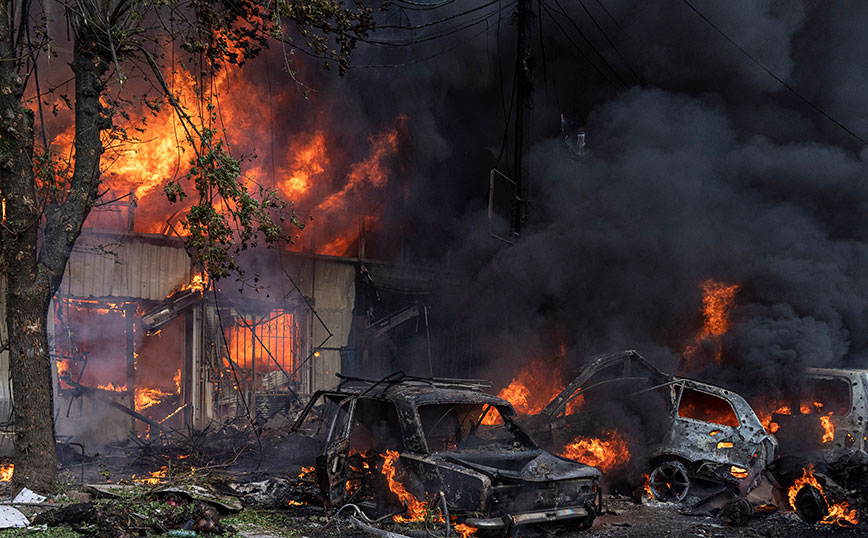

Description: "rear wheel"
648 460 690 502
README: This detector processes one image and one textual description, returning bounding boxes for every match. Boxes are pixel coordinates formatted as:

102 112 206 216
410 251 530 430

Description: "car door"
668 382 743 464
292 391 357 506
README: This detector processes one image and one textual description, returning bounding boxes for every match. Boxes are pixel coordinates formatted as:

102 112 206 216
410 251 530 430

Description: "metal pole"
513 0 534 236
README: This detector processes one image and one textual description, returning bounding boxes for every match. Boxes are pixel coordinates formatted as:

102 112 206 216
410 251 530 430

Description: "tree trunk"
0 3 108 492
0 0 58 493
5 270 56 493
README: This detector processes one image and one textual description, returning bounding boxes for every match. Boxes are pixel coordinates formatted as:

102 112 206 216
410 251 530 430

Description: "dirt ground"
584 495 860 538
244 493 863 538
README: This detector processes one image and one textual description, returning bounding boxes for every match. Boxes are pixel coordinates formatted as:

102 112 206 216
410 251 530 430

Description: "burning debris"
559 431 630 473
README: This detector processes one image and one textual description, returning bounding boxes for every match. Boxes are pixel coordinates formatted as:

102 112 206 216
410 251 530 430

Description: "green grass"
223 510 302 537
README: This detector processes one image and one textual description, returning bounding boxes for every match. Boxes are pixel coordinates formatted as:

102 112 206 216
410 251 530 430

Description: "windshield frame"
415 400 536 453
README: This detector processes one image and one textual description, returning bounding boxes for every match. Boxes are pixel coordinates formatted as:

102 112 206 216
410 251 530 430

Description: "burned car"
770 368 868 457
523 350 777 502
291 373 602 534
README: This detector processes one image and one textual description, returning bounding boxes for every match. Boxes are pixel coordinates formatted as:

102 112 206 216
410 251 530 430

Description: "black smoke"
313 1 868 398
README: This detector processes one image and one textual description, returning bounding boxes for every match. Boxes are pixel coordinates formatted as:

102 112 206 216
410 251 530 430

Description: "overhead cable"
679 0 868 148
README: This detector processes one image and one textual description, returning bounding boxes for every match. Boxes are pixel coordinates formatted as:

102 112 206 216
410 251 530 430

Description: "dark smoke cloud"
308 1 868 396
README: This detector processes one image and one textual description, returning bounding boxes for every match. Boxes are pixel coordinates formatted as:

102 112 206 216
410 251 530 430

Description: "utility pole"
513 0 534 236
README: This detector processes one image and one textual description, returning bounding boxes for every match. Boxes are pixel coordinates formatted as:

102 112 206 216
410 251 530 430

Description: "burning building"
0 195 470 451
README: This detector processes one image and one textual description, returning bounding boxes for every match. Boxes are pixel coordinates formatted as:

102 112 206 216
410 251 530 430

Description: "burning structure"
0 208 469 452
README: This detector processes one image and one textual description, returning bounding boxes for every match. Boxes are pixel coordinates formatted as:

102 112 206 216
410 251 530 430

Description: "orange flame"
559 430 630 472
281 131 328 197
182 273 206 293
133 466 168 485
482 356 583 426
755 401 835 441
174 369 181 394
298 466 315 480
453 523 477 537
683 279 739 369
820 414 834 443
730 466 749 479
698 279 739 338
225 311 297 372
50 53 407 255
0 464 13 482
381 450 427 523
787 465 858 526
135 386 171 410
642 473 652 497
97 382 127 392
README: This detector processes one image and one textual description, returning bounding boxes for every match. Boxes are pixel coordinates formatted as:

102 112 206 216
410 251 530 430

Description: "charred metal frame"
292 373 602 534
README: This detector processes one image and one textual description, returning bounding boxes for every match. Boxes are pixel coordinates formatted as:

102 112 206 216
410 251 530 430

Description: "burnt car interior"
772 375 852 454
419 403 527 452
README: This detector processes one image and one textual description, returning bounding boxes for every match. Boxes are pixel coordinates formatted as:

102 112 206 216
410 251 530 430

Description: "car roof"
328 376 510 408
807 367 868 376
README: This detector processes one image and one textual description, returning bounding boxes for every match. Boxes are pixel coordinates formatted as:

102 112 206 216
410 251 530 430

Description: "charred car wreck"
771 367 868 457
524 350 777 502
291 373 602 535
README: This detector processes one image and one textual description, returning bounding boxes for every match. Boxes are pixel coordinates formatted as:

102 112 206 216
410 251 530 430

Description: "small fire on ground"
788 465 858 527
133 466 168 485
0 463 13 482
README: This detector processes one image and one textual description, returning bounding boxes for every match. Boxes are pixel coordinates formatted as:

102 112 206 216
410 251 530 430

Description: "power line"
592 0 625 34
574 0 643 84
394 0 458 9
364 2 511 47
679 0 868 148
351 25 490 68
380 0 501 30
539 0 623 90
544 0 628 88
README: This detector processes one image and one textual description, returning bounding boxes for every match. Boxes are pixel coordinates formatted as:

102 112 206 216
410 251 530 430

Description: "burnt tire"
648 460 690 503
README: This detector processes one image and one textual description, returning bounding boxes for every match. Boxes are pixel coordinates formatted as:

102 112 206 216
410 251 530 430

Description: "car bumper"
464 506 591 529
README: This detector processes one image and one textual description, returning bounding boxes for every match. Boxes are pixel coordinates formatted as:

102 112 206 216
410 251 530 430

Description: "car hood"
438 449 601 483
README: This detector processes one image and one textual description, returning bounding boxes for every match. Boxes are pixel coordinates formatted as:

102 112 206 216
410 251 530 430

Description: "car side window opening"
677 387 739 428
800 378 851 416
327 396 353 444
348 398 404 453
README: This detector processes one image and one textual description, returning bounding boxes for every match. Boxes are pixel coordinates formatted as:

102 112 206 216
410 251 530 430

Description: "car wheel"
648 460 690 502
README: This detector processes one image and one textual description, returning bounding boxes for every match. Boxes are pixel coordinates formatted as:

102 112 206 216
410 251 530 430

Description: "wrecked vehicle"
523 350 777 502
291 373 602 535
770 368 868 457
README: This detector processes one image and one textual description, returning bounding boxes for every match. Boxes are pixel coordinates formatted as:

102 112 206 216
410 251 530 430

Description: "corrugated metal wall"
281 254 356 392
60 233 191 300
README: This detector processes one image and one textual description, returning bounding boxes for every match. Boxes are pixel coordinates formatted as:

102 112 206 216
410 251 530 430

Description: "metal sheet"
61 233 191 300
